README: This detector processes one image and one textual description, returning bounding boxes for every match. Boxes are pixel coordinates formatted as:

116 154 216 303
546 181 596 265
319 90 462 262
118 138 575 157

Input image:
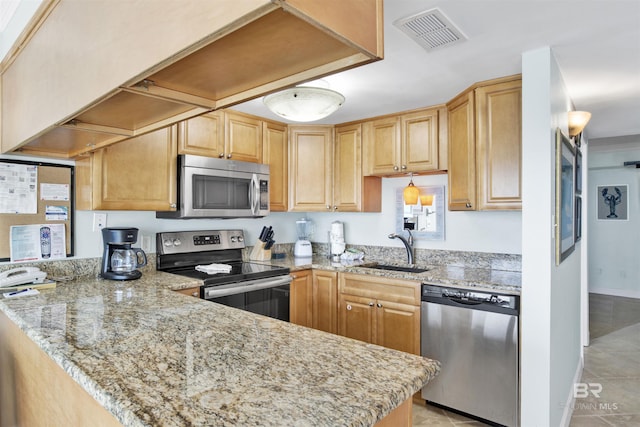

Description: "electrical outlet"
141 235 152 253
93 213 107 231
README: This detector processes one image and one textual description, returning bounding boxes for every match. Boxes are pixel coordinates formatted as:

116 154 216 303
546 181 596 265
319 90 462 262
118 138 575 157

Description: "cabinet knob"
326 205 331 210
369 302 374 307
401 165 407 170
377 303 382 308
227 154 232 159
218 153 225 158
333 206 338 211
170 203 177 209
191 292 198 297
347 304 352 311
393 166 399 171
466 203 472 208
291 274 297 279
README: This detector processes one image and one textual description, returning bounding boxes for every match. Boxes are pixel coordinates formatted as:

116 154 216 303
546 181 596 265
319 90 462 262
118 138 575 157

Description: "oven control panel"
156 230 245 254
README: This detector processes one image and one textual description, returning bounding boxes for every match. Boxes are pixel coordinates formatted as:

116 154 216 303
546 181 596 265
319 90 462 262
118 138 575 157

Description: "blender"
294 218 314 258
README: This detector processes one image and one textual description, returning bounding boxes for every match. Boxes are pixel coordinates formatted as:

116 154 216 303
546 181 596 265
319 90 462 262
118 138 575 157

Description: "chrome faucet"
388 229 414 265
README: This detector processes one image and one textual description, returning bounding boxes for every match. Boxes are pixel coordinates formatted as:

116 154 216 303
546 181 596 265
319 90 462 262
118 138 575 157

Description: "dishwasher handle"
448 297 482 306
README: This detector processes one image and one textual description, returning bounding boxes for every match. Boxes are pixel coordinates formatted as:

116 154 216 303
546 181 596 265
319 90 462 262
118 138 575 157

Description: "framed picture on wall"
555 128 575 265
575 149 582 195
597 185 628 220
575 196 582 242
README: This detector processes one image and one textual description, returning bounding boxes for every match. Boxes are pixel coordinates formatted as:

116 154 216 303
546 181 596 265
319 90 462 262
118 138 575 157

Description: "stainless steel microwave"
156 155 269 219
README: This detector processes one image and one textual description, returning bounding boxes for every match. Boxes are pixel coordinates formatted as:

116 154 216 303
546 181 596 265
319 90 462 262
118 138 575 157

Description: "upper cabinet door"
333 123 362 211
366 116 401 175
289 126 333 211
401 108 439 173
475 79 522 210
76 126 177 211
178 111 224 157
263 120 288 212
224 111 262 163
447 90 476 211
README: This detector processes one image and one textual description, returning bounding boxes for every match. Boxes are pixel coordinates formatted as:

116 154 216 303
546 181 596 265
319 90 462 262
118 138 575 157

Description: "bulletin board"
0 159 74 261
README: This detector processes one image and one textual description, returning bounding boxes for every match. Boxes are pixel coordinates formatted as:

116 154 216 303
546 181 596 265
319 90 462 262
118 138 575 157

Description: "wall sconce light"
403 173 420 205
568 111 592 137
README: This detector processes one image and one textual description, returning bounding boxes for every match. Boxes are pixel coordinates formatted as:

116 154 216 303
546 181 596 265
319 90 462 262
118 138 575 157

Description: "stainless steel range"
156 229 291 321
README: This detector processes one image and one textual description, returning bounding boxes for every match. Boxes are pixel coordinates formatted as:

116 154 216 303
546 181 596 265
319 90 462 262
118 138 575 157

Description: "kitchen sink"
364 264 429 273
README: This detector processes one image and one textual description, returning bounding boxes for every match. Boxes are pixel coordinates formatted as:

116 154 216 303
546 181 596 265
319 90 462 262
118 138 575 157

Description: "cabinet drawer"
339 273 420 306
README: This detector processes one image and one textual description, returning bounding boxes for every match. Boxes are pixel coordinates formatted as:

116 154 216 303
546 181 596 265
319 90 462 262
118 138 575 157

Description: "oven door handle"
204 275 292 299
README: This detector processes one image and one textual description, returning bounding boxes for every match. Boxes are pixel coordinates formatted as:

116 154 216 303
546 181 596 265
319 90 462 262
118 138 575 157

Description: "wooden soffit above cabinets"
2 0 383 159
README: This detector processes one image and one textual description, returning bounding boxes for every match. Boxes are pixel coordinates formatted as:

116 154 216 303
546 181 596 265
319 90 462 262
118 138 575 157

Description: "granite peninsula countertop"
264 255 522 295
0 269 440 427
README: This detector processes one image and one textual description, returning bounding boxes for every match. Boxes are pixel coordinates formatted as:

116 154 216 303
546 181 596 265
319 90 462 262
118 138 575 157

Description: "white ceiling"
234 0 640 140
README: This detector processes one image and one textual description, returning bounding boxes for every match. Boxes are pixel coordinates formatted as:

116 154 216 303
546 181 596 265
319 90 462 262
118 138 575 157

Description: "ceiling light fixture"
263 86 345 122
403 173 420 205
568 111 592 137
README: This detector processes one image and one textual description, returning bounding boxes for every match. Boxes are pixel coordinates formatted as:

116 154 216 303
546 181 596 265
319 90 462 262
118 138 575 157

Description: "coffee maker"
101 227 147 280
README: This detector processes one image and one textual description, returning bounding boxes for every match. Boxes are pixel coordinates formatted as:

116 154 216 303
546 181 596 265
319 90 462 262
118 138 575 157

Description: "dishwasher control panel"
422 284 519 312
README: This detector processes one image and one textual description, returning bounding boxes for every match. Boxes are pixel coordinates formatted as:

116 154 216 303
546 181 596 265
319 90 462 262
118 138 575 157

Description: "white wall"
520 47 583 427
588 136 640 298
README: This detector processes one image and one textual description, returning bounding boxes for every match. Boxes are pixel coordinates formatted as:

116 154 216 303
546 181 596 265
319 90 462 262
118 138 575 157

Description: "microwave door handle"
250 174 259 215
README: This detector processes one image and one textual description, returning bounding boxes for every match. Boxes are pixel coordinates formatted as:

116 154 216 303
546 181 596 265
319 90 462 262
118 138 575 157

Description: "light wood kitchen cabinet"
75 126 177 211
262 120 288 211
178 111 262 163
334 123 381 212
312 270 338 334
364 107 446 176
174 287 200 298
290 270 313 327
177 111 224 157
224 111 262 163
289 125 381 212
447 75 522 211
289 126 333 211
338 273 421 355
3 1 382 158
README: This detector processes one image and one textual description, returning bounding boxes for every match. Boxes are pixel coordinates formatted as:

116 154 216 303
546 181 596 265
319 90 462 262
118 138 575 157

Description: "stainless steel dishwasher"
421 284 519 427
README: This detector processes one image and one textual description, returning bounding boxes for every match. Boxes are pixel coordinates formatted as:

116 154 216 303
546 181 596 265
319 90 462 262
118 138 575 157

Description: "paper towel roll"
330 221 344 237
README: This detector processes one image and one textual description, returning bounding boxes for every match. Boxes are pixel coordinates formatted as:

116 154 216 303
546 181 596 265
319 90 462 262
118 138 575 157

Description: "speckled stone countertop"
0 268 439 427
265 255 522 295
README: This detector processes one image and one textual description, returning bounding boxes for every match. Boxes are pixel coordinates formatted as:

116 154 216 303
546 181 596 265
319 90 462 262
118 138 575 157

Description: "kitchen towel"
195 263 232 274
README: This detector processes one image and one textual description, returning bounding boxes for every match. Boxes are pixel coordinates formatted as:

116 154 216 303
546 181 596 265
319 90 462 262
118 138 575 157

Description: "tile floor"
412 293 640 427
569 293 640 427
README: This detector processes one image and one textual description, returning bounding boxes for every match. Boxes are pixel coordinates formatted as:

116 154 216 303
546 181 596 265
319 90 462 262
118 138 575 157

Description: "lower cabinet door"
375 300 420 355
339 294 375 344
312 270 338 333
289 270 313 327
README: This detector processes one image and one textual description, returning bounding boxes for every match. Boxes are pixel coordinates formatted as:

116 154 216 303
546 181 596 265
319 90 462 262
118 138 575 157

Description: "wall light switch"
93 213 107 232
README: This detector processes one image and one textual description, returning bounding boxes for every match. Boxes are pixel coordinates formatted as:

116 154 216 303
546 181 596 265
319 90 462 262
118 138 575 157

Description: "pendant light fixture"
403 173 420 205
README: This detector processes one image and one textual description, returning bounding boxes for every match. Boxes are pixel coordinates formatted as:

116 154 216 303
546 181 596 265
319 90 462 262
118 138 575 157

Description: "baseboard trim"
559 357 584 427
589 288 640 299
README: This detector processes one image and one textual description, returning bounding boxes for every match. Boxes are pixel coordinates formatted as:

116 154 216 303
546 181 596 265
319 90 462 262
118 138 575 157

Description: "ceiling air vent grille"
393 8 466 52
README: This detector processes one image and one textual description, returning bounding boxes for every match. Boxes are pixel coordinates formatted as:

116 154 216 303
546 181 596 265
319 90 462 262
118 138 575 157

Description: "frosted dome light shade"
263 87 345 122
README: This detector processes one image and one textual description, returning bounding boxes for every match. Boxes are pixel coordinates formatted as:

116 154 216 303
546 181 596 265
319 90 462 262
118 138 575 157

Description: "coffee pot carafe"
101 227 147 280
